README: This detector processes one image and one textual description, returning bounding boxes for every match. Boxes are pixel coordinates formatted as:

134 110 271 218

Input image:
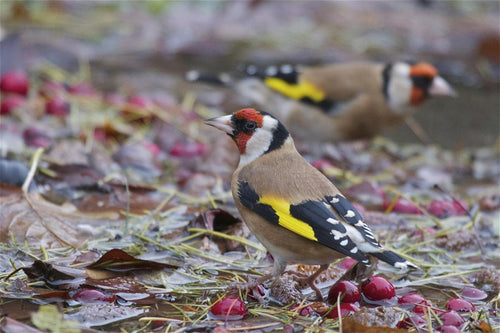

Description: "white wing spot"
246 65 257 75
340 239 348 246
330 197 340 203
330 229 345 240
280 64 293 74
350 247 359 254
266 66 278 76
355 220 365 227
395 261 408 270
345 210 356 218
327 218 339 225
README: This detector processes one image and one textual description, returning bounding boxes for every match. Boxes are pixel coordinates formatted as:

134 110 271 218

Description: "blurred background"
1 0 499 148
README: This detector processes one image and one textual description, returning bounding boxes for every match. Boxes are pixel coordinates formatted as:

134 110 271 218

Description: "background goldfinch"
205 108 418 300
193 61 456 142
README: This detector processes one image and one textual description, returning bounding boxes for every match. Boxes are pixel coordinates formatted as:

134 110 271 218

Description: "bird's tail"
369 250 420 271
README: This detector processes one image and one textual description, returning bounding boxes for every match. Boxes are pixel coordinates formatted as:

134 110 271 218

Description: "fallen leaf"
31 304 81 333
0 191 118 248
86 249 179 272
18 260 85 286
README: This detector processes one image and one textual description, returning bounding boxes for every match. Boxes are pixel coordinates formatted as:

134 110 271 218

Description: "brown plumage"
205 108 418 300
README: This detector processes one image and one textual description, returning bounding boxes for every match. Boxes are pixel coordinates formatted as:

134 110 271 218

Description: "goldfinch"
193 61 456 142
205 108 418 300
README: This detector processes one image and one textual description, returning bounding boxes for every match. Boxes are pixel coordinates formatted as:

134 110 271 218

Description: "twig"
22 148 44 193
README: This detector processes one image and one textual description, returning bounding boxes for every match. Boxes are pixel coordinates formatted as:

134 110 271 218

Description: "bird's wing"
237 180 370 264
240 64 337 112
325 194 382 249
325 194 419 270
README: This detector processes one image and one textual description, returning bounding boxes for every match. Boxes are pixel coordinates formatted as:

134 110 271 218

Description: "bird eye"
244 121 257 131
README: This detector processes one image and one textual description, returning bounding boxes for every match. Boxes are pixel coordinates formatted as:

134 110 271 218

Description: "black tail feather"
370 250 419 271
185 70 232 86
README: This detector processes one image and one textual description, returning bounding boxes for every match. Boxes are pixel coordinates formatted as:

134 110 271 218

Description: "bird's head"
205 108 290 165
387 62 456 109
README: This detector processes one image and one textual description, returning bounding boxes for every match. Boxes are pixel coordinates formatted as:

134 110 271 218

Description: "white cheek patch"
388 62 412 111
238 116 279 167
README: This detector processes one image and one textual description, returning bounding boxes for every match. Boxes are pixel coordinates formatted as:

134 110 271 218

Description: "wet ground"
0 2 499 332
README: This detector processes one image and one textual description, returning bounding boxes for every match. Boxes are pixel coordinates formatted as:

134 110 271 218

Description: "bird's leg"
227 259 285 299
227 273 272 296
289 264 329 301
337 258 376 283
404 116 431 144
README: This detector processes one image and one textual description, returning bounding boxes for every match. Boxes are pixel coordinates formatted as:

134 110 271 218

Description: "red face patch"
410 63 438 78
234 108 264 127
232 108 265 155
410 87 425 106
235 132 252 154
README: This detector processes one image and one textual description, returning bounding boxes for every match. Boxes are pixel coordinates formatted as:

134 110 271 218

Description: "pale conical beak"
204 115 234 135
429 76 457 97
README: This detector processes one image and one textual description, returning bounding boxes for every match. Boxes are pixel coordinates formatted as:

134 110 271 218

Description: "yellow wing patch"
258 195 318 241
264 77 325 102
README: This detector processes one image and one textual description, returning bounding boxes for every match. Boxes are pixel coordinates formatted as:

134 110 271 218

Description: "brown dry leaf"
20 260 84 284
86 249 179 272
342 317 407 333
0 191 119 248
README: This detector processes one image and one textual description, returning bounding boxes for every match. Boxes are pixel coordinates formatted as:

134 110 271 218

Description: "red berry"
413 227 437 237
439 311 465 327
67 83 96 96
0 71 29 96
361 276 395 301
439 325 461 333
413 299 432 314
451 200 468 214
127 95 152 108
446 298 475 312
289 304 314 317
396 315 425 329
383 198 423 215
426 200 467 218
209 297 247 321
461 286 487 301
337 258 357 270
398 293 425 308
327 280 361 304
1 95 25 115
327 303 359 319
142 141 162 158
396 315 426 329
72 288 116 303
247 284 266 301
46 97 70 116
169 142 208 158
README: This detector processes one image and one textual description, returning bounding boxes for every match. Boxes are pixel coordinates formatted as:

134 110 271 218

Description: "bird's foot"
337 259 374 283
227 274 271 303
286 264 329 301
